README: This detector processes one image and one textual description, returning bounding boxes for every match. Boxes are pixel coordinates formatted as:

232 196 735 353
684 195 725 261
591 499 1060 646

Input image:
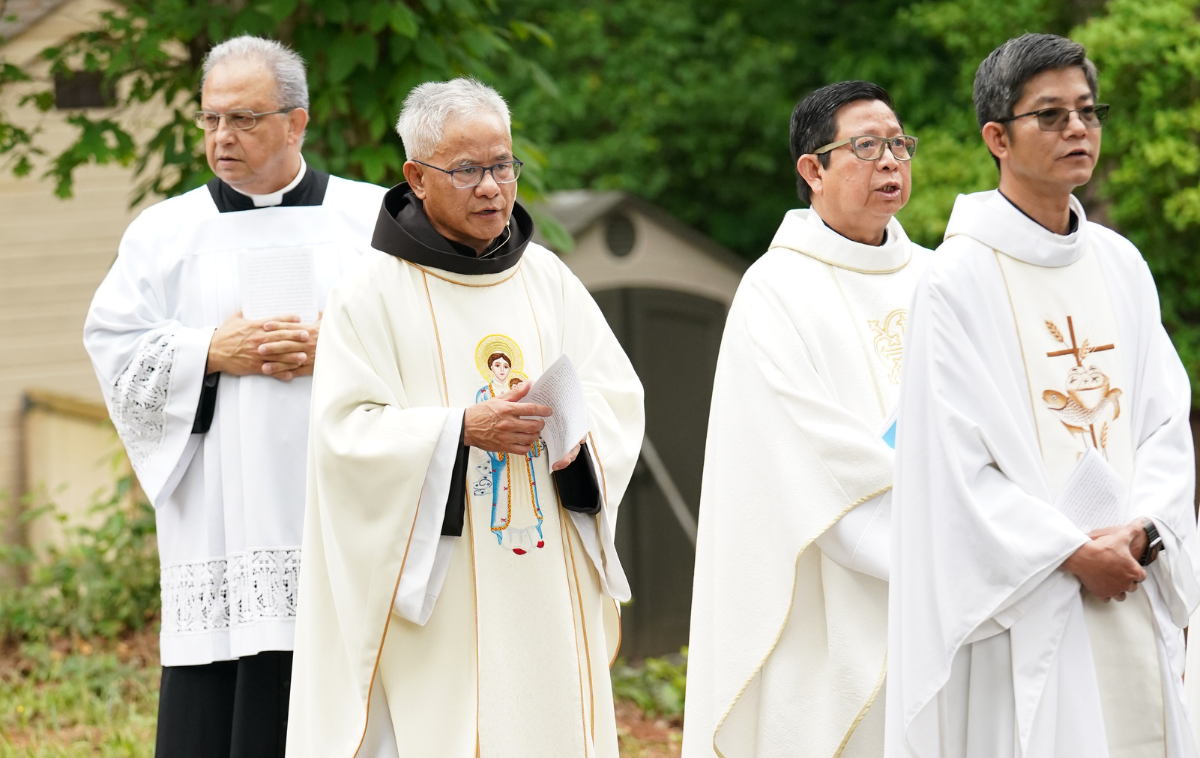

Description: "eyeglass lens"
450 162 522 188
1036 105 1108 131
851 136 917 161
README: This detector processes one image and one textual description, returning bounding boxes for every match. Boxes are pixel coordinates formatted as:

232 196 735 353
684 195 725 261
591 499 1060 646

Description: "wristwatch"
1139 518 1164 567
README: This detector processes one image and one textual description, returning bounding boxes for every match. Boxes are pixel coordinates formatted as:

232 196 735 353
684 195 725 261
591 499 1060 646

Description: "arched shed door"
592 287 727 658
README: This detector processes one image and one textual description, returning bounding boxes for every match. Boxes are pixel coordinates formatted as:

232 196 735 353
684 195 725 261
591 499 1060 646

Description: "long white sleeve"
816 489 891 581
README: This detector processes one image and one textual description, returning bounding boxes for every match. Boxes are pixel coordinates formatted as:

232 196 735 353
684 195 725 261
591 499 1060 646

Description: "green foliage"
611 649 687 718
0 476 160 644
1076 0 1200 402
0 0 555 206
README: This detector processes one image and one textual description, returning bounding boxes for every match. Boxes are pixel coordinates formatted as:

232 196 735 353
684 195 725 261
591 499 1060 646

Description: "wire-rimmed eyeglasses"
193 108 297 131
812 134 918 162
996 104 1109 132
413 159 523 189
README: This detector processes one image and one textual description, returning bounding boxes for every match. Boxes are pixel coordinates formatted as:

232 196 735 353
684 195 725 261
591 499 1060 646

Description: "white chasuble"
886 190 1200 758
286 188 643 758
996 248 1165 756
83 174 385 665
682 208 930 758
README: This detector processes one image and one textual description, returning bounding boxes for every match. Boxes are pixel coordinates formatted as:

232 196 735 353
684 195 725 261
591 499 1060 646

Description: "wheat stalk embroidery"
1100 421 1109 448
1046 320 1066 344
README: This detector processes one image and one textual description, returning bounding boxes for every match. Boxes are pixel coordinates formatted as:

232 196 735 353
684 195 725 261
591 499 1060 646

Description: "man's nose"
877 145 900 170
1062 110 1089 139
214 116 238 144
475 171 502 197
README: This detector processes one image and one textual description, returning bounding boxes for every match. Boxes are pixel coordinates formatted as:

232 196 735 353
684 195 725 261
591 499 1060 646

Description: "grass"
0 630 681 757
0 633 158 757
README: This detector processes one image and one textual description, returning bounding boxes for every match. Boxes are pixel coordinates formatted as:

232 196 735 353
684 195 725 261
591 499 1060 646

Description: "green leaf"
389 4 420 38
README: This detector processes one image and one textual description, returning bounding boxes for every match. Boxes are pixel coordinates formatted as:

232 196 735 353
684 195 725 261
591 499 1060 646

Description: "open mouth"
1063 149 1091 160
474 208 502 217
876 182 901 198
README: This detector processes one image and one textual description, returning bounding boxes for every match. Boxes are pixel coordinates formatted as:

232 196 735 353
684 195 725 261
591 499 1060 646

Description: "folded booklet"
1053 447 1128 534
518 354 589 463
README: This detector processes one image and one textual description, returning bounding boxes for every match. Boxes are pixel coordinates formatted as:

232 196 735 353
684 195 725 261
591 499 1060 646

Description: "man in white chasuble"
682 82 930 758
885 34 1200 758
83 36 385 758
285 78 644 758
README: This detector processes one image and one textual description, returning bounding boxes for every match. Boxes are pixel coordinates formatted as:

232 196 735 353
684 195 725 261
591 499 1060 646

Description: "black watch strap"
1139 518 1164 567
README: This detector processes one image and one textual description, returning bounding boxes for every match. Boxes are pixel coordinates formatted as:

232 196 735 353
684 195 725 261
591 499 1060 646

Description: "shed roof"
537 190 748 275
0 0 69 41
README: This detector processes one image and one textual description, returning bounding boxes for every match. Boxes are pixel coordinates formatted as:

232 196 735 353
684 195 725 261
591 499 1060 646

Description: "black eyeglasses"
193 109 297 131
413 159 523 188
997 104 1109 132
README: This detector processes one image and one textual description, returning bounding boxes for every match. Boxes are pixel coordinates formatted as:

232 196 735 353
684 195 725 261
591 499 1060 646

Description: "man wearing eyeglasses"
885 33 1200 758
285 77 644 758
683 80 929 758
83 35 384 758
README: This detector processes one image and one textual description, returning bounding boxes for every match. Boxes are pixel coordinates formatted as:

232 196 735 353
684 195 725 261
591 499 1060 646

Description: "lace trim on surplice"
160 549 301 635
109 334 177 469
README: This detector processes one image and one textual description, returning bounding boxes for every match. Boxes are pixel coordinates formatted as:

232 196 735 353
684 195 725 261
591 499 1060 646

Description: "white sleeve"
815 489 891 581
567 443 632 602
392 409 464 625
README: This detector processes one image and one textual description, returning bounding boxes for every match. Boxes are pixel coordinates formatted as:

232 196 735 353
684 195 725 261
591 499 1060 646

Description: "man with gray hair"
286 76 644 758
83 34 384 757
885 33 1200 758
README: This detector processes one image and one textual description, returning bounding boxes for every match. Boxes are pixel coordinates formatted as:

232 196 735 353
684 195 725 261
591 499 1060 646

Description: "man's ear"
981 122 1011 165
402 161 428 199
797 154 824 198
287 108 309 146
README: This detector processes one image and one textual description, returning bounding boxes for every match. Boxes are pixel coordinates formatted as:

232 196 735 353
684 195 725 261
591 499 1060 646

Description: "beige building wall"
1 0 159 541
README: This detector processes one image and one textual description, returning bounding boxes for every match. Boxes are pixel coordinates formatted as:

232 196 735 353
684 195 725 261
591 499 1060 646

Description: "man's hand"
551 441 585 472
206 313 311 381
260 315 321 380
464 380 552 455
1063 523 1146 601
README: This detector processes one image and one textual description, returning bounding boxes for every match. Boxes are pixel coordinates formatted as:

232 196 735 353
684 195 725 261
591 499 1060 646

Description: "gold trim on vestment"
711 484 894 758
520 269 546 369
828 264 888 418
584 431 624 671
769 243 912 275
993 250 1045 460
468 498 482 757
406 259 524 287
421 271 450 407
832 654 888 758
564 507 598 742
557 501 592 757
349 480 428 758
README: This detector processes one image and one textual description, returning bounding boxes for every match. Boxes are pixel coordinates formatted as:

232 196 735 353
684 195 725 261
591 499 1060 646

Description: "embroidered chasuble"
286 184 644 758
682 208 930 758
886 190 1200 758
84 165 385 666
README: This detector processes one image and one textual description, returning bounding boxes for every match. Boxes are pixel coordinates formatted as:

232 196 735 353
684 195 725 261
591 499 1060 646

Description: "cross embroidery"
1046 316 1113 366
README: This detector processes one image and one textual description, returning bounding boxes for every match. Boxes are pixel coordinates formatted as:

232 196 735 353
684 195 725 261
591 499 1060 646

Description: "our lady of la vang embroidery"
1042 316 1123 458
868 308 907 384
473 334 545 555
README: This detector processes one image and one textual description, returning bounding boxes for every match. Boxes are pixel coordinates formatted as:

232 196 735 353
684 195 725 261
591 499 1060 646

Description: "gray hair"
201 35 309 112
396 78 512 161
974 33 1097 130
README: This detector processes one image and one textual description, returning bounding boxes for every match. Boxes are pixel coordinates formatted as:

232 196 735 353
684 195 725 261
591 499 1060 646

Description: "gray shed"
539 191 747 658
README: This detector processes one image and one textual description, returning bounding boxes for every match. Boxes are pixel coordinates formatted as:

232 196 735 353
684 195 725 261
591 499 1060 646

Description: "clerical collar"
230 156 308 207
370 182 533 275
996 189 1078 235
943 189 1086 268
819 215 887 246
766 207 912 274
206 158 330 213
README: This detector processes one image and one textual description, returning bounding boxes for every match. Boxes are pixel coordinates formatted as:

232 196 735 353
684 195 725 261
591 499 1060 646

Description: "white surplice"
83 170 385 665
885 190 1200 758
682 209 929 758
285 242 644 758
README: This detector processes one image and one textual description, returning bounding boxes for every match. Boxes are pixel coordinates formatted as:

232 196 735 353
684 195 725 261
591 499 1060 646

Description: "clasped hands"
463 380 583 472
1061 520 1150 603
206 312 320 381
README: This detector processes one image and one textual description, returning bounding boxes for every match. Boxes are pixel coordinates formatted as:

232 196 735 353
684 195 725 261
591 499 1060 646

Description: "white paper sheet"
519 354 589 463
1053 446 1129 533
239 247 318 322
